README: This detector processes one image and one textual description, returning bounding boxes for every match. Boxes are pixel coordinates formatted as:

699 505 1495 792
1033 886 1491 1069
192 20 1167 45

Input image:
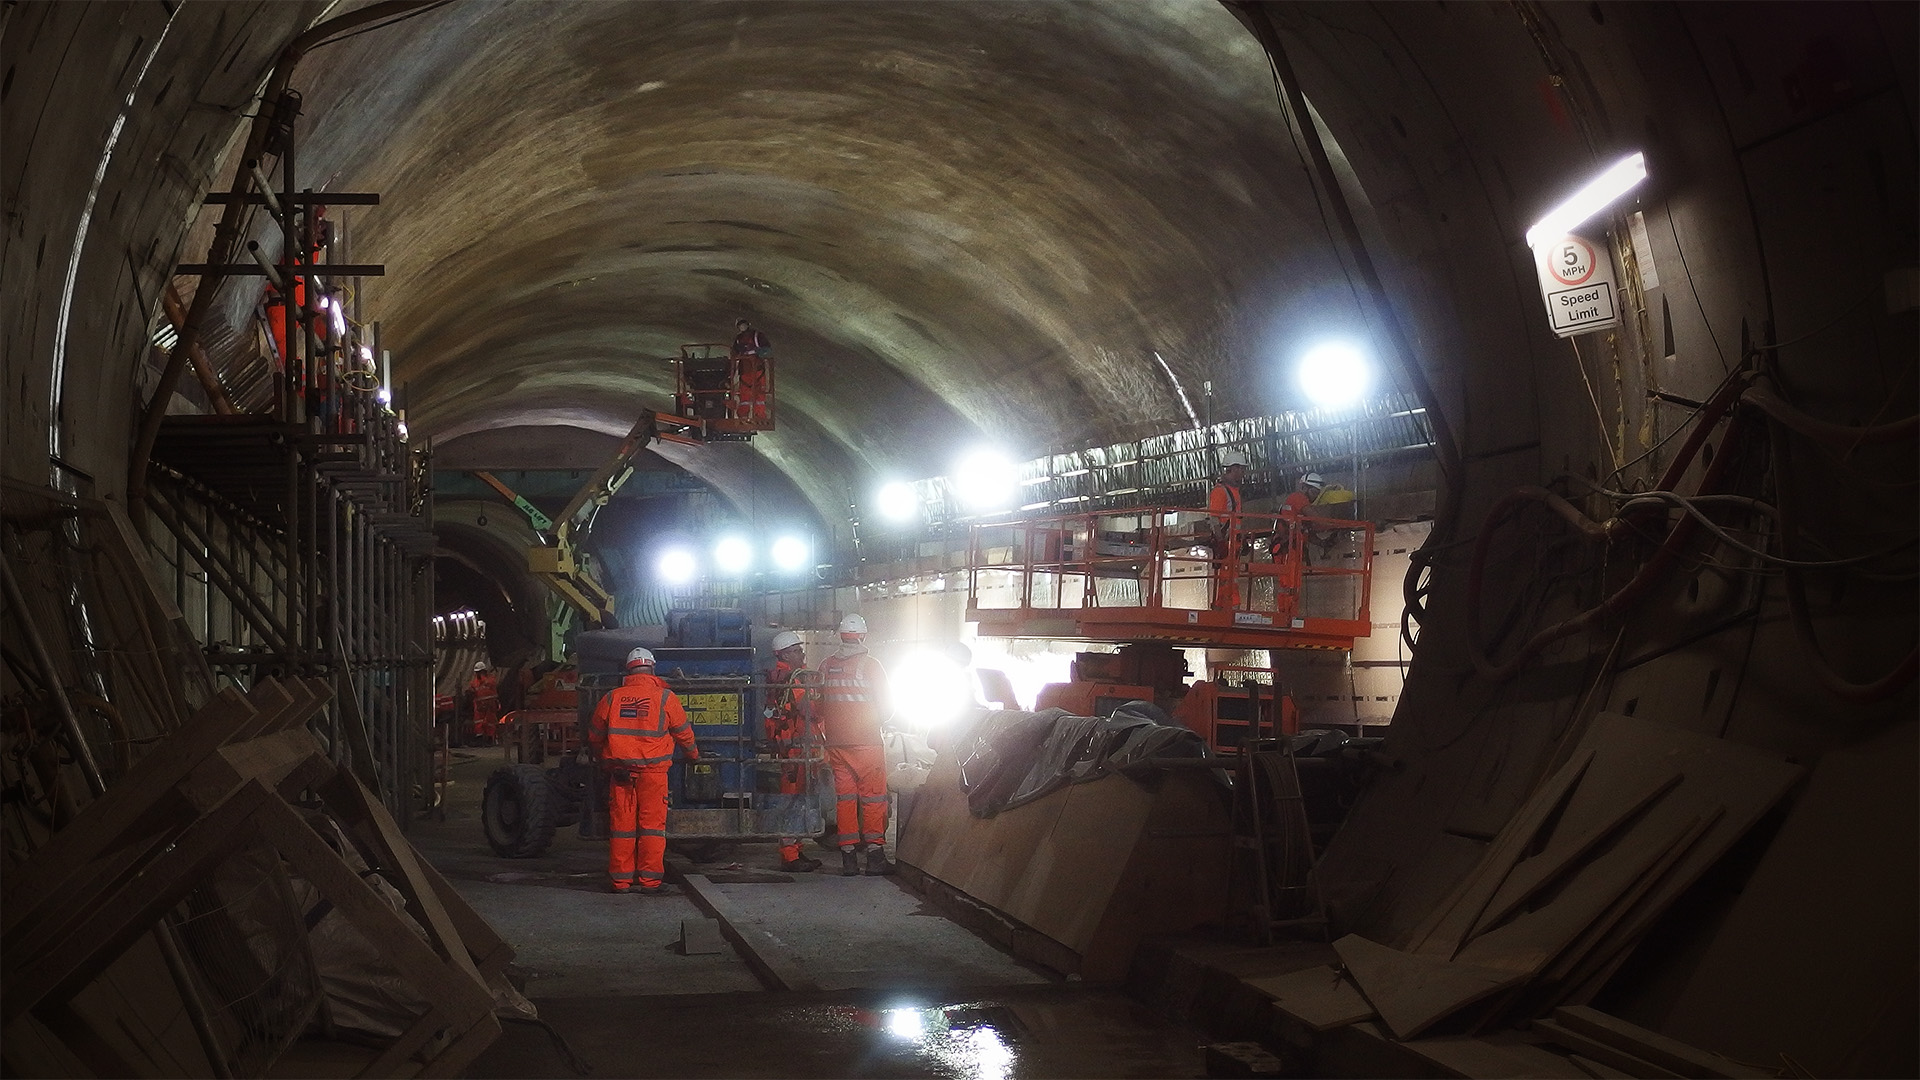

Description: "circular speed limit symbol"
1549 236 1599 286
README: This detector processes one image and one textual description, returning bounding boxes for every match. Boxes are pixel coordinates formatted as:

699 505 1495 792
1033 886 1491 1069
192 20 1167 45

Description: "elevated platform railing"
966 505 1373 650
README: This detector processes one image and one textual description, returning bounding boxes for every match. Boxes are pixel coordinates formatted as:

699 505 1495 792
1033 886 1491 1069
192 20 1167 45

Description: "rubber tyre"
483 764 557 858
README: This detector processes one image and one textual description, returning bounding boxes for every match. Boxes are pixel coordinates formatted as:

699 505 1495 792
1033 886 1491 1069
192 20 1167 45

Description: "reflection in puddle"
879 1003 1021 1080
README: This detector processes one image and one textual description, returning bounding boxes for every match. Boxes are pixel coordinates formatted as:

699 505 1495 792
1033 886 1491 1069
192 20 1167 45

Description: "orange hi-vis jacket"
1208 481 1242 524
589 671 696 767
818 646 887 747
767 659 814 744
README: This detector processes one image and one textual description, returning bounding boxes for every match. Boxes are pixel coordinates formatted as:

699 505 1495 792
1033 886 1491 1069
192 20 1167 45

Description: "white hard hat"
1223 456 1249 469
625 647 655 670
473 660 489 672
838 613 868 636
1302 471 1325 487
770 630 803 652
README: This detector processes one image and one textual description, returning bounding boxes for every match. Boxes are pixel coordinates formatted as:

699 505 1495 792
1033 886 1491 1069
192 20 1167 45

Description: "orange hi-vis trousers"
607 763 670 891
828 745 887 850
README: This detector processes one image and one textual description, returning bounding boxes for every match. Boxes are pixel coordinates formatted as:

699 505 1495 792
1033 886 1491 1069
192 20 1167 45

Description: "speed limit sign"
1534 231 1621 337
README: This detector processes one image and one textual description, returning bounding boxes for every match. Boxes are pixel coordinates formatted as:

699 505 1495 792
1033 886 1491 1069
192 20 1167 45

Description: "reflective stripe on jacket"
818 648 886 747
589 672 695 767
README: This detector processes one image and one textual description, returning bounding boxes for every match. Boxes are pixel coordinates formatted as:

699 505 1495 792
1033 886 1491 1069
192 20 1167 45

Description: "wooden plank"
1 689 255 940
413 851 515 980
1567 1053 1636 1078
352 1006 445 1079
1333 934 1529 1040
1471 770 1682 938
2 781 272 1024
1409 749 1596 958
1538 809 1723 989
1553 1007 1770 1079
680 873 822 992
1532 1019 1684 1079
253 796 494 1019
178 729 329 810
1456 808 1709 980
319 771 484 986
681 918 727 954
417 1012 503 1080
1403 1035 1593 1078
1248 965 1377 1031
229 678 299 743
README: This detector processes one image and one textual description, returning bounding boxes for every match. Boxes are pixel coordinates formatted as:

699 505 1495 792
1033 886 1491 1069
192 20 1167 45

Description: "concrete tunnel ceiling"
278 0 1362 524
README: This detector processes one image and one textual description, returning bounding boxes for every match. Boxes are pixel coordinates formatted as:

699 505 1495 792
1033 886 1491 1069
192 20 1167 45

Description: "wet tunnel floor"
423 753 1209 1078
469 985 1207 1079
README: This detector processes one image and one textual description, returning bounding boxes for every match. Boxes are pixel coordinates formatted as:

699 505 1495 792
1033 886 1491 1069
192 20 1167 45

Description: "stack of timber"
1247 713 1797 1078
3 485 516 1077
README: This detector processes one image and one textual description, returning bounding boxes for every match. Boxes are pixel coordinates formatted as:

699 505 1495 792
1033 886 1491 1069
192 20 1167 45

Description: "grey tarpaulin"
952 701 1216 818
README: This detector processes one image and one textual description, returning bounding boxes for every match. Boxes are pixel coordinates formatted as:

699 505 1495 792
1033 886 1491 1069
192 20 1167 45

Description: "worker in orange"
730 318 772 424
587 647 698 894
1208 457 1249 609
765 630 823 872
467 660 500 743
818 613 894 876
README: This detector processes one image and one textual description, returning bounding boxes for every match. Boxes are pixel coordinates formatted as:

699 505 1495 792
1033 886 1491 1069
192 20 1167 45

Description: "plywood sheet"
1334 934 1528 1040
1658 721 1917 1080
1248 965 1377 1030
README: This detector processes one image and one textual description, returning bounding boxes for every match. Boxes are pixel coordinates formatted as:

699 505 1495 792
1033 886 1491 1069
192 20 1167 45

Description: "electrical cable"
1665 212 1733 373
1748 284 1878 351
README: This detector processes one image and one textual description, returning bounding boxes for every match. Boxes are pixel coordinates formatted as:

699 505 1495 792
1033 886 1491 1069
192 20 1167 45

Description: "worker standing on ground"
818 613 895 876
587 647 697 894
1208 458 1249 610
766 630 822 872
467 660 500 743
731 318 772 424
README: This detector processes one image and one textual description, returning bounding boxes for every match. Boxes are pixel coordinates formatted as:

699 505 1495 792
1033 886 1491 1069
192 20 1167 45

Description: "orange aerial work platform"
966 505 1373 651
668 342 776 439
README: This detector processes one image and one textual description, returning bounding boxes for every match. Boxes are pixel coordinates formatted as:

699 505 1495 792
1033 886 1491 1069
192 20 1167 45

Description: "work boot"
864 848 896 876
841 850 861 877
781 854 822 873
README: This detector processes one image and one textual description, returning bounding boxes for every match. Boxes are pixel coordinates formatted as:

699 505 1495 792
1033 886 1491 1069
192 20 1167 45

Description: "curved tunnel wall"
3 2 1913 1069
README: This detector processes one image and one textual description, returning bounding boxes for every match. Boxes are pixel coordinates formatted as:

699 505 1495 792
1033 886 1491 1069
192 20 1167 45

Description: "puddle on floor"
470 987 1206 1078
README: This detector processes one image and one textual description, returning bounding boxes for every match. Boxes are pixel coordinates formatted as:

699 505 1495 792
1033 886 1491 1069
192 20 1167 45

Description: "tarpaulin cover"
951 701 1215 817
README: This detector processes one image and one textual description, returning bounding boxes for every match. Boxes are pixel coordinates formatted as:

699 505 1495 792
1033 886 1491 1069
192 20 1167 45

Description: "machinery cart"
480 641 827 861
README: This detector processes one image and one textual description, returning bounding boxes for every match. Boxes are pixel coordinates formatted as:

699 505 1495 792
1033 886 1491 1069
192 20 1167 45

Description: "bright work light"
713 536 751 575
771 535 809 572
657 547 697 585
1298 341 1372 410
876 481 920 522
954 448 1017 510
1525 152 1647 250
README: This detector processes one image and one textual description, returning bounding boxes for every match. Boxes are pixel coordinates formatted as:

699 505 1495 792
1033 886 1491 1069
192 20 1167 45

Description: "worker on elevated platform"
766 630 822 873
731 318 772 424
819 613 895 876
587 647 698 894
1209 457 1249 609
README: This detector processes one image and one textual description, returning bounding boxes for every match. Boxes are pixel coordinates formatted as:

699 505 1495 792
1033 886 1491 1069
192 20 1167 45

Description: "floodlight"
657 547 697 585
876 481 920 522
954 448 1017 510
1525 152 1647 250
1297 341 1372 410
713 536 752 575
771 535 809 572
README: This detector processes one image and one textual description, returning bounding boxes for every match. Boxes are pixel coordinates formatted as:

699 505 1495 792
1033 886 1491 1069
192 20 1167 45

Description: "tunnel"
3 2 1914 1077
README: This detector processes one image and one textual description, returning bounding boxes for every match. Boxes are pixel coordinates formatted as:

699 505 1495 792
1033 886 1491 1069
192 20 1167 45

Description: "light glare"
657 547 697 585
1298 341 1372 410
771 535 809 572
713 536 752 575
876 481 920 522
1525 152 1647 249
954 449 1017 510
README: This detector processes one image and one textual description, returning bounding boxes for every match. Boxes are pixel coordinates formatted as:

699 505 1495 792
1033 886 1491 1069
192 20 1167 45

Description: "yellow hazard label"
682 693 741 727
